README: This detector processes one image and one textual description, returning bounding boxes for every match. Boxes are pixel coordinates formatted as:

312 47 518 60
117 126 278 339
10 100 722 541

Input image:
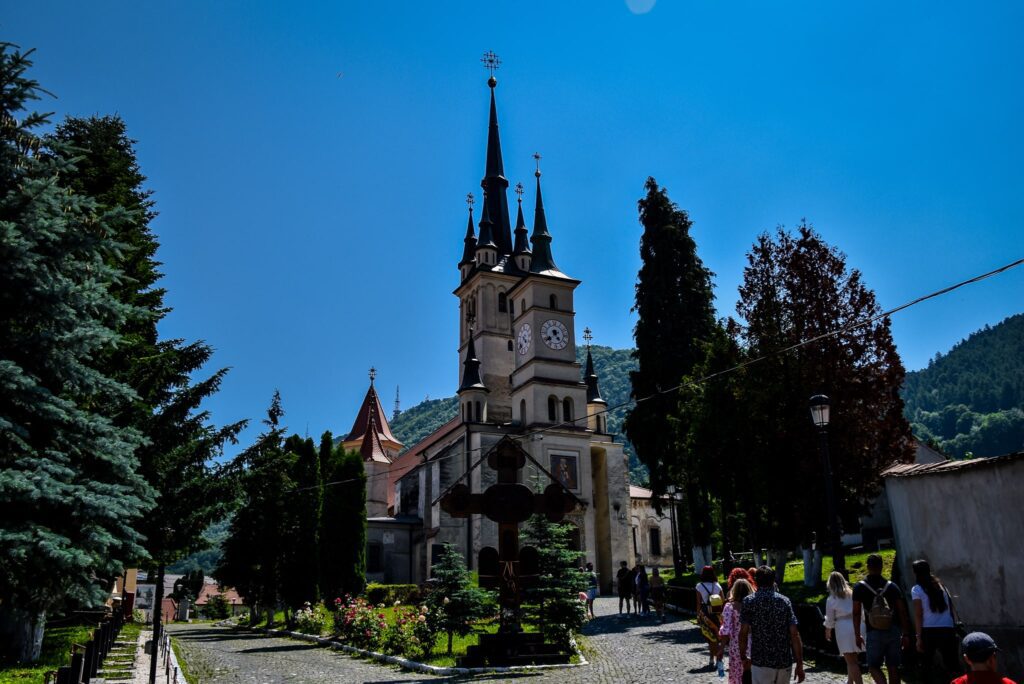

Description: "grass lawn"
0 619 146 684
666 549 897 606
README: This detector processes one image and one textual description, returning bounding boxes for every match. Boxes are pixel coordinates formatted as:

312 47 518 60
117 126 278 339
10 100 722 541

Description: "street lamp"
666 485 683 576
809 394 846 576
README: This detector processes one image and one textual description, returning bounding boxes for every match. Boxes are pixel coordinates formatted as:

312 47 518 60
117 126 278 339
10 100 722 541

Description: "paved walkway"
169 598 846 683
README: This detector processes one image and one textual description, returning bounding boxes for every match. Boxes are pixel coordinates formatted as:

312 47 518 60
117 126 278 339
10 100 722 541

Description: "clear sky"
6 1 1023 452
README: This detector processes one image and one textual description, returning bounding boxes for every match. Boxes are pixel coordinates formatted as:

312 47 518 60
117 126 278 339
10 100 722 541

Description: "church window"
519 399 526 425
509 299 515 316
521 298 526 314
649 528 662 557
547 396 558 422
549 294 558 310
498 292 507 313
475 401 482 422
507 340 513 352
562 397 574 423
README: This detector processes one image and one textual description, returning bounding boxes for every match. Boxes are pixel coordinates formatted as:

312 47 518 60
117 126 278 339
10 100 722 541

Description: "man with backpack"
853 554 912 684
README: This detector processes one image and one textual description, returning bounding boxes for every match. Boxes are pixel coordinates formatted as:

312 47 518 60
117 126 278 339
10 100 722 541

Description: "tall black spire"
480 66 513 256
584 349 606 404
458 331 488 393
529 161 560 274
459 195 477 267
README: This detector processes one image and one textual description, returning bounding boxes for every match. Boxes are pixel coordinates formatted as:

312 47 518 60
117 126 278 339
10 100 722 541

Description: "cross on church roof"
466 192 474 209
480 50 501 78
533 152 542 177
515 182 524 202
368 366 376 384
583 327 593 348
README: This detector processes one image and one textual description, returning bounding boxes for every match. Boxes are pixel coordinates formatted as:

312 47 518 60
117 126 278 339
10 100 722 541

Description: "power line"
290 255 1024 494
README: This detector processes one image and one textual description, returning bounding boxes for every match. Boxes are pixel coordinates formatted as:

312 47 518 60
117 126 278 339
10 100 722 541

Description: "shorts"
751 665 790 684
586 587 598 600
866 626 902 669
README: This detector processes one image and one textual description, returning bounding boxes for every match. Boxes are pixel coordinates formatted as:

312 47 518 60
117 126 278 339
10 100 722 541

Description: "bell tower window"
519 399 526 425
549 294 558 310
563 398 574 424
498 292 507 312
547 396 558 422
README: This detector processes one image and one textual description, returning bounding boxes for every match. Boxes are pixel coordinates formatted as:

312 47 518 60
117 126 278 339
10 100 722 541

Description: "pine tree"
281 435 322 607
624 177 718 565
733 224 914 573
0 44 154 662
522 515 587 651
423 544 493 655
318 431 367 601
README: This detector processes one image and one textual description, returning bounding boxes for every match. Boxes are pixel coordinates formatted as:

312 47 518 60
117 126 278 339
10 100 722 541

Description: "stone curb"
254 627 588 677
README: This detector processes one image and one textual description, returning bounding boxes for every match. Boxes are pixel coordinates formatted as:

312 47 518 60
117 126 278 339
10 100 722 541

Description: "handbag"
945 588 968 638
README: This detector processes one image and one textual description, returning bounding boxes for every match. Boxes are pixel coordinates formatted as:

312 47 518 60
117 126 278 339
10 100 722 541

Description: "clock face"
516 324 532 355
541 319 569 350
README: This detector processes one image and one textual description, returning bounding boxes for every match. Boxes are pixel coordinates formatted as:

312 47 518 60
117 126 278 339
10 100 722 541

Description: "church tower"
342 368 403 517
452 70 521 424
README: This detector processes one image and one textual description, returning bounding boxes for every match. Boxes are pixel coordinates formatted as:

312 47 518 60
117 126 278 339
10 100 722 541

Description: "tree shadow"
238 643 320 654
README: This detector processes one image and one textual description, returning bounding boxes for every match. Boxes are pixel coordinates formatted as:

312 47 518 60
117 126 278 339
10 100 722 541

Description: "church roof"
344 382 403 449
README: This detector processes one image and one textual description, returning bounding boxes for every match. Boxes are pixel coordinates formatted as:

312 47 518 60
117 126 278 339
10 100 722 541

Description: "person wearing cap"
953 632 1018 684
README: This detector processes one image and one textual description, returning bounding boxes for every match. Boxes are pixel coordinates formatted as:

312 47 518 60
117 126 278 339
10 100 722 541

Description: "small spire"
368 366 376 385
583 331 606 405
512 181 531 256
477 190 496 250
459 193 477 267
458 325 488 394
529 155 560 274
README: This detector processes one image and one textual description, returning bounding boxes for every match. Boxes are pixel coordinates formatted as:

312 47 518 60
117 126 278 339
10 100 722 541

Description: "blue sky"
7 1 1023 451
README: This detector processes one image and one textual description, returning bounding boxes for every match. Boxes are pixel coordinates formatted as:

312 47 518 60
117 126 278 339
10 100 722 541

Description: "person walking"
617 560 634 615
634 563 650 616
954 632 1018 684
852 553 912 684
697 565 726 670
738 565 805 684
824 571 865 684
650 567 666 622
910 559 960 683
720 578 755 684
585 562 598 619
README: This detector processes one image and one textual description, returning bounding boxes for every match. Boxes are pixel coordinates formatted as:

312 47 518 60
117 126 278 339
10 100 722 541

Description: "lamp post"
810 395 846 576
666 485 682 576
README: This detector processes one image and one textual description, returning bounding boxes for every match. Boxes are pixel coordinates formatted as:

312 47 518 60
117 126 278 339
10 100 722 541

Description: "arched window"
498 292 507 313
519 399 526 425
562 397 573 423
549 294 558 310
475 401 483 422
507 340 513 352
521 299 526 314
509 299 515 316
547 396 558 422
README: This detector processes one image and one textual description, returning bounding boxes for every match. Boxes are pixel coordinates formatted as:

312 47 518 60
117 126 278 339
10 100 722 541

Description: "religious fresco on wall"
550 452 579 491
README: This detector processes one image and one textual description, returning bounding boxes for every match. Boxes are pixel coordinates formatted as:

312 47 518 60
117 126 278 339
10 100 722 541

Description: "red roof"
344 383 403 458
195 583 244 605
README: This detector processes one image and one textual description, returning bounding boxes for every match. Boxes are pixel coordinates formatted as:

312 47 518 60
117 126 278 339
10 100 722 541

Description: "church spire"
458 328 488 393
479 52 512 256
513 182 531 255
529 156 560 275
583 328 606 405
459 194 477 270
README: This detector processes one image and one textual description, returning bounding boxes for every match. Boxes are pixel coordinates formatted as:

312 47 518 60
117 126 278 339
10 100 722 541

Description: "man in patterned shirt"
739 566 806 684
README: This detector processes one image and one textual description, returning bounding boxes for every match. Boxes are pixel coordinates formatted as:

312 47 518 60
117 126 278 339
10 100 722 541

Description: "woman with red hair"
727 567 752 591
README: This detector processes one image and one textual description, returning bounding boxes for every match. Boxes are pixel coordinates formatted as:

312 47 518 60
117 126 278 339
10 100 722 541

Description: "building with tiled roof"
342 373 404 517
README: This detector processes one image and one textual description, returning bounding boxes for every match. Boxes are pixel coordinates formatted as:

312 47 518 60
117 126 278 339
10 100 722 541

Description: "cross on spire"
583 327 593 348
466 192 474 210
480 50 501 78
515 182 524 202
533 152 542 177
368 366 377 384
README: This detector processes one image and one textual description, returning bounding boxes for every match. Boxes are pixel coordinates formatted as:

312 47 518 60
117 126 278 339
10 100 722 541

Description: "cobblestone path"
169 598 846 683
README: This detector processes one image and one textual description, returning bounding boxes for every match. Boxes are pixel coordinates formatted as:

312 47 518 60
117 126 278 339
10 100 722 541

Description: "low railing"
46 608 126 684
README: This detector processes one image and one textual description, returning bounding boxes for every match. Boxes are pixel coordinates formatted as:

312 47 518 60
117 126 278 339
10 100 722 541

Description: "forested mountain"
902 313 1024 458
389 345 646 482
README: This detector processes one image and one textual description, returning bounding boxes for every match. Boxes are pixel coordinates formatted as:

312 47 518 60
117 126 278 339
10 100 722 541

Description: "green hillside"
389 345 647 483
902 313 1024 458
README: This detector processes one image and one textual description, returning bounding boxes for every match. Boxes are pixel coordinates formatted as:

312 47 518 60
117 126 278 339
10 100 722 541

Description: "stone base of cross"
440 436 576 634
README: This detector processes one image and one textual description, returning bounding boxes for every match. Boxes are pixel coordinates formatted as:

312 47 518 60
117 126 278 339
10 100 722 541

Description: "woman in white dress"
824 571 865 684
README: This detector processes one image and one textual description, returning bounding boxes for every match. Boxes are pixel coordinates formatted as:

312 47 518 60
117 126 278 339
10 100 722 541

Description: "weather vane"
480 51 501 78
515 182 524 202
466 192 474 210
533 152 542 177
583 327 593 349
369 366 377 383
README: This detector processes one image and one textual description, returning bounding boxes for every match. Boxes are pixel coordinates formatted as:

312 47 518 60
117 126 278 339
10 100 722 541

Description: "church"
342 62 635 592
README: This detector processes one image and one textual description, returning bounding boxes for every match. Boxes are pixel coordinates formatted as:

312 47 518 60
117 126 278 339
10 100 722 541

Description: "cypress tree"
318 432 367 601
282 434 322 607
623 177 717 566
0 44 153 662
